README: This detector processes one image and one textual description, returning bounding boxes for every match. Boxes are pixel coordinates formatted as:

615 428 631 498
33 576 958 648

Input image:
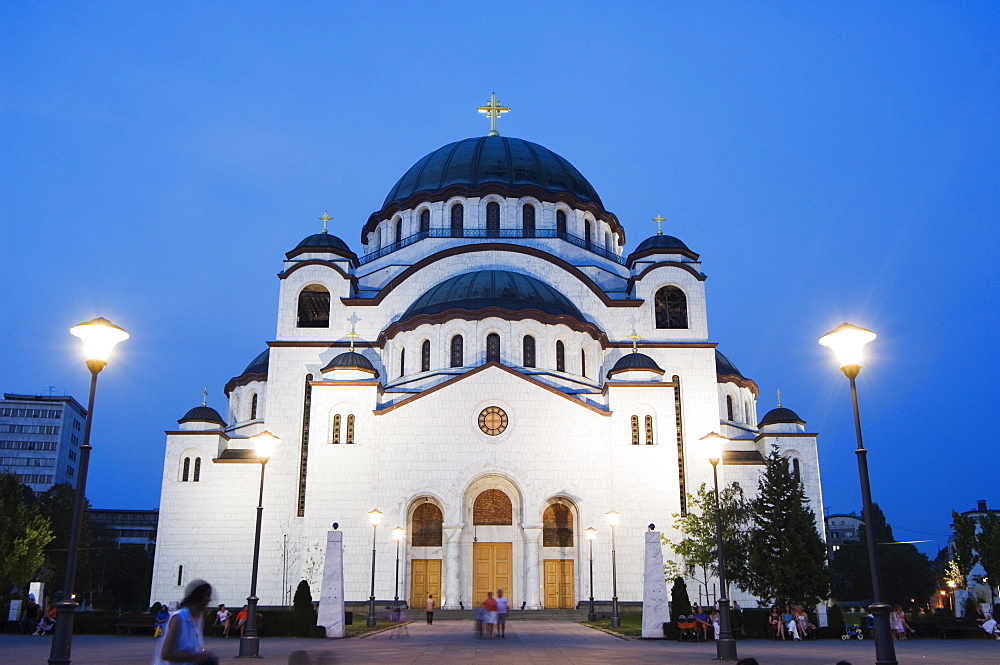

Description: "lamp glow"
391 526 406 541
250 431 279 461
70 317 129 366
819 323 876 377
585 526 597 542
368 509 383 527
699 431 727 465
605 510 620 527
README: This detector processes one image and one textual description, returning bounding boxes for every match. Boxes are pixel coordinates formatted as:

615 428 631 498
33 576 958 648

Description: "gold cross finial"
776 389 782 408
652 213 666 236
346 314 361 352
627 329 641 353
202 387 208 407
319 211 332 234
476 92 510 137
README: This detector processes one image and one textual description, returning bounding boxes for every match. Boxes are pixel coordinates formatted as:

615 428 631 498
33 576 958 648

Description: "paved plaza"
3 621 997 665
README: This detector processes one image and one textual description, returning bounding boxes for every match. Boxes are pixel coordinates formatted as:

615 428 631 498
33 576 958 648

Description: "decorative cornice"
626 247 700 266
753 431 818 442
608 342 717 349
602 380 677 395
164 430 231 439
378 307 609 346
224 371 267 397
717 373 760 397
625 261 706 291
278 259 360 285
283 246 360 266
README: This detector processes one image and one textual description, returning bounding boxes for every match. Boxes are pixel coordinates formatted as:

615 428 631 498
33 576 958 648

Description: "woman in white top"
156 579 218 665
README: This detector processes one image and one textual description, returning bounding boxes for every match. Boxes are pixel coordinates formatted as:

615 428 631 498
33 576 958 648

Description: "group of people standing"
768 604 815 640
477 590 510 638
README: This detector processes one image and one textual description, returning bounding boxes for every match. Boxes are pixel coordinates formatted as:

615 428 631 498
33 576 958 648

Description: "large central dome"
383 136 603 209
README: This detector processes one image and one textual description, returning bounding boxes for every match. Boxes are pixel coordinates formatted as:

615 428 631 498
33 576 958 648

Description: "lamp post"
699 432 738 661
237 430 278 659
392 526 406 613
820 322 897 665
367 509 383 627
48 318 128 665
585 527 597 621
605 511 621 628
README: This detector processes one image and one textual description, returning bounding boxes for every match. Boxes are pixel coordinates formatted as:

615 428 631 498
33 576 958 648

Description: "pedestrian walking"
424 594 435 625
495 589 509 638
153 579 219 665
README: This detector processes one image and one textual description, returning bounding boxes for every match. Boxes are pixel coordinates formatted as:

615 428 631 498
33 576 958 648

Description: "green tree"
292 580 317 636
667 481 751 600
38 483 92 596
976 513 1000 604
0 472 54 605
951 510 979 589
745 448 828 607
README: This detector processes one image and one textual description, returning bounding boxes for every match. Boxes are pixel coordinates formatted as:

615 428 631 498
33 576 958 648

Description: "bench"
115 613 157 635
935 619 984 639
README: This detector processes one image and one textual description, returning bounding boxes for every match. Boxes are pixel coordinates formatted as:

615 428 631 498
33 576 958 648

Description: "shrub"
827 604 845 631
670 577 692 617
292 580 318 637
72 611 119 635
739 608 771 639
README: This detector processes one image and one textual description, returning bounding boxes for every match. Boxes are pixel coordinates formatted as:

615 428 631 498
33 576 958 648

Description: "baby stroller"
842 624 864 640
677 615 698 642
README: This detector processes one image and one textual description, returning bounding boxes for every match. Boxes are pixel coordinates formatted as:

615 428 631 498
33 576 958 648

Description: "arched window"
522 335 536 368
450 335 464 368
182 457 190 482
556 340 565 372
556 210 567 237
420 209 430 234
605 232 612 252
581 349 587 378
745 400 751 425
654 286 688 329
250 393 258 420
645 415 654 445
395 218 402 243
792 458 801 482
726 395 734 421
486 333 500 363
543 503 574 547
332 414 341 444
399 348 405 377
473 489 512 525
346 414 355 444
412 502 443 547
193 457 201 482
584 220 592 246
451 203 464 237
230 395 239 425
631 415 640 445
373 228 380 249
297 285 331 328
523 204 536 237
486 201 500 237
421 340 430 372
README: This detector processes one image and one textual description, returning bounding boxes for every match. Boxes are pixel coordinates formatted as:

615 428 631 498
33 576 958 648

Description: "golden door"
473 542 513 606
409 559 441 609
543 559 575 609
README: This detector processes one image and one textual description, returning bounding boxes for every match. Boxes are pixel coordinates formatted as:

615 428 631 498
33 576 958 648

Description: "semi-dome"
383 136 603 208
607 352 664 379
322 351 377 375
759 407 805 427
400 270 584 322
178 405 226 426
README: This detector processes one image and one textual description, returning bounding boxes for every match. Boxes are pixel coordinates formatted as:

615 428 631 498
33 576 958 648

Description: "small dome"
715 350 745 378
178 405 226 426
291 232 354 255
383 136 603 208
759 407 805 427
607 352 664 379
322 351 377 375
632 234 691 254
401 270 584 323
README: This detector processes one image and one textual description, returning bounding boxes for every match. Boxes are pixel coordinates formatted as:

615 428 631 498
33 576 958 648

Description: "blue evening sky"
2 2 996 557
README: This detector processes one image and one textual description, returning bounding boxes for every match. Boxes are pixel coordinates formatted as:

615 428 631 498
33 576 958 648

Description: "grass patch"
582 612 644 637
344 621 406 638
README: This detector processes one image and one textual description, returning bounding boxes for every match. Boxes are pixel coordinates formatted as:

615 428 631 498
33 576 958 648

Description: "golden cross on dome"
477 92 510 137
776 389 782 408
627 329 641 354
319 211 332 234
202 387 208 407
652 213 667 236
346 314 361 352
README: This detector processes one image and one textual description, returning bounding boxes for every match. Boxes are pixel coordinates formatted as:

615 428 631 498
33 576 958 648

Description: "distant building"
0 393 86 493
90 509 159 551
825 513 863 558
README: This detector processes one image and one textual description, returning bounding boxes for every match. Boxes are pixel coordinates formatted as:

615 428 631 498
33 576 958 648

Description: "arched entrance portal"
463 475 523 609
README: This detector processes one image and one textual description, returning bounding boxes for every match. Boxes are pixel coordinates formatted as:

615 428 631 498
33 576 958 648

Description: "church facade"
151 121 824 612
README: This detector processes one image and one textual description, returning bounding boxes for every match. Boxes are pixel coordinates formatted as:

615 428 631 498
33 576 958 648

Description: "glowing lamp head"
391 526 406 541
699 431 727 465
819 323 876 379
585 527 598 542
605 510 620 527
250 430 279 461
70 317 129 368
367 509 383 527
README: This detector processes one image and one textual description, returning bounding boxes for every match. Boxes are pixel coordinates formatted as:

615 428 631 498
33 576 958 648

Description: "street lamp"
367 509 383 627
605 511 621 628
49 318 128 665
699 432 738 661
237 430 278 659
585 527 597 621
820 322 897 665
392 526 406 613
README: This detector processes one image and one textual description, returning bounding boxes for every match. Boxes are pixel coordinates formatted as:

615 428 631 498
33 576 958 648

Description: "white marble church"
151 103 825 612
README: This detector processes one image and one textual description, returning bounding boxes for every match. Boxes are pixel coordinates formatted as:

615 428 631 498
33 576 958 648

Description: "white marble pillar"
316 529 345 638
642 531 670 638
442 525 463 609
523 526 543 610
